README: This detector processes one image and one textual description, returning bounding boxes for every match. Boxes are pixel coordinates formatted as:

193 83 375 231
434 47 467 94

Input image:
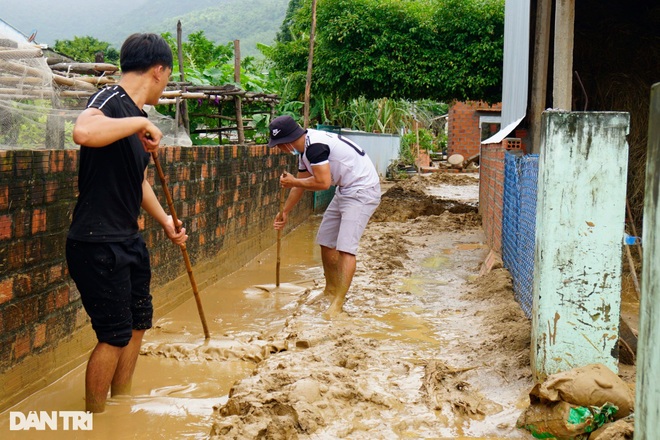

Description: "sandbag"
530 364 634 418
516 400 617 440
588 416 634 440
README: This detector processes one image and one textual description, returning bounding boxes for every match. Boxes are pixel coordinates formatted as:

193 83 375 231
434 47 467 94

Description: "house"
478 0 658 434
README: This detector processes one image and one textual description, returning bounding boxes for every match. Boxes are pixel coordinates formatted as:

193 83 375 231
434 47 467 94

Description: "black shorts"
66 237 152 347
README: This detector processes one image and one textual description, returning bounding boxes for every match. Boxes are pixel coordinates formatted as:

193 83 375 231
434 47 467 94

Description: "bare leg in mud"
321 245 338 298
85 329 145 412
321 245 357 318
111 329 145 396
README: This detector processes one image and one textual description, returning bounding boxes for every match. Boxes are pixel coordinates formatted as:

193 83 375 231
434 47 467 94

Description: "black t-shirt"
67 85 151 242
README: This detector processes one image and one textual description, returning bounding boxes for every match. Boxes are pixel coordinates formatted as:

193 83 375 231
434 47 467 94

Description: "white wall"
342 130 401 178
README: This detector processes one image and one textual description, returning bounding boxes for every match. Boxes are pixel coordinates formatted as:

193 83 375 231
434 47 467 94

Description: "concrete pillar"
634 83 660 439
531 111 630 380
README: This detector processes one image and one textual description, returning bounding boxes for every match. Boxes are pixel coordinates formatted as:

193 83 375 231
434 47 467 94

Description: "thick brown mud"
7 172 635 439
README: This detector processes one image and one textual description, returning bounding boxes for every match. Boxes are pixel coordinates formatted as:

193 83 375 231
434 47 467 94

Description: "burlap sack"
530 363 634 418
516 400 594 439
588 416 634 440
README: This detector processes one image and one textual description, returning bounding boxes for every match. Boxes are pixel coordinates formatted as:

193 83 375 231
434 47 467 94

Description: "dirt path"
209 173 535 439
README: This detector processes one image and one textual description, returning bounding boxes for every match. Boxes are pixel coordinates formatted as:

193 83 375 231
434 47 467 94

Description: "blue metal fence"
502 152 539 318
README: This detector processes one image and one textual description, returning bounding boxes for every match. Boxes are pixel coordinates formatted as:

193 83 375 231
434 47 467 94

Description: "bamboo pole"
151 152 211 340
234 39 245 144
0 76 44 85
0 59 49 78
0 48 43 59
52 73 98 91
49 62 119 75
176 21 190 135
276 185 285 287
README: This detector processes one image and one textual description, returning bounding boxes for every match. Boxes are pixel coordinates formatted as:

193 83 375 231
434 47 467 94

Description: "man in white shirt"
268 115 381 318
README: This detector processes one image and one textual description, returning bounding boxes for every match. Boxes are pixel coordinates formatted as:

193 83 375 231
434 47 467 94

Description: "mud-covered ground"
209 173 536 439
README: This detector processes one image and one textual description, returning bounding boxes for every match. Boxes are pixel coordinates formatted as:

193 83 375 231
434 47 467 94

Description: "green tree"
158 31 279 145
267 0 504 103
53 36 119 64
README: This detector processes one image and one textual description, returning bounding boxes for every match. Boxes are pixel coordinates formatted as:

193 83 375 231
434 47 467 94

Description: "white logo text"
9 411 93 431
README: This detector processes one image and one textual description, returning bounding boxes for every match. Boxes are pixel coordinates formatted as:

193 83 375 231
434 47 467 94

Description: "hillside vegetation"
0 0 286 56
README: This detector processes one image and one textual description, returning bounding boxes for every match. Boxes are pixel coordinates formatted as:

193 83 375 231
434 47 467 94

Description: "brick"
32 150 50 174
31 209 47 235
0 214 11 240
55 285 69 309
45 180 59 204
6 240 25 271
0 277 13 304
64 150 78 172
33 323 47 348
13 331 31 360
0 184 8 210
13 273 31 297
49 151 65 173
48 263 63 284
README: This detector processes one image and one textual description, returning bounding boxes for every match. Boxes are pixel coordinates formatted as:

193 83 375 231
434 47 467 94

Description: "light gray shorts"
316 184 381 255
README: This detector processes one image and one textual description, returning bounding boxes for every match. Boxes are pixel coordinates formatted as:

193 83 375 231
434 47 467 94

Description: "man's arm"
141 172 188 246
280 164 332 191
274 170 313 230
73 108 163 152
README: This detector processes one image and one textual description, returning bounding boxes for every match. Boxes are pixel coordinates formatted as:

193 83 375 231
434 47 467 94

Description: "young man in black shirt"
66 33 187 413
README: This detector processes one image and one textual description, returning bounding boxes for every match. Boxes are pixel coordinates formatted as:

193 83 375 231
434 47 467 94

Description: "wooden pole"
303 0 318 129
176 21 190 136
415 119 421 173
234 39 245 144
529 0 552 154
626 199 643 263
552 0 575 110
624 243 641 300
151 152 210 339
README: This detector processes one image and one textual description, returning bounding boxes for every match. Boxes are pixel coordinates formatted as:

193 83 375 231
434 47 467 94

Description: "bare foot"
323 298 344 319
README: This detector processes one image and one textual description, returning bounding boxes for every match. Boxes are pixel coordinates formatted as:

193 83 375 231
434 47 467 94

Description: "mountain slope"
0 0 287 56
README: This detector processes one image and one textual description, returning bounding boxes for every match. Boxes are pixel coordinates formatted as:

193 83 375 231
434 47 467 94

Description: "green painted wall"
531 111 630 379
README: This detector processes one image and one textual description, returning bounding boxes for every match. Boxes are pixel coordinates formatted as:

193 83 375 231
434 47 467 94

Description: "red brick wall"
448 101 502 159
0 146 311 410
480 142 506 252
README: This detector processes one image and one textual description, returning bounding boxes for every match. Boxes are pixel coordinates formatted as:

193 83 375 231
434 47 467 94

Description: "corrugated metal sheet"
482 0 530 144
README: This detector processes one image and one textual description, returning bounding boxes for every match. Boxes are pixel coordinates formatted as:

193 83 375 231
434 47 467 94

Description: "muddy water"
1 217 325 440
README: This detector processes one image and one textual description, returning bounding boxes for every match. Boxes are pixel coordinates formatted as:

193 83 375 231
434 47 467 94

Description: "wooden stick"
151 152 211 339
52 73 99 91
626 199 643 263
303 0 318 129
624 242 641 301
276 183 286 287
49 62 119 74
